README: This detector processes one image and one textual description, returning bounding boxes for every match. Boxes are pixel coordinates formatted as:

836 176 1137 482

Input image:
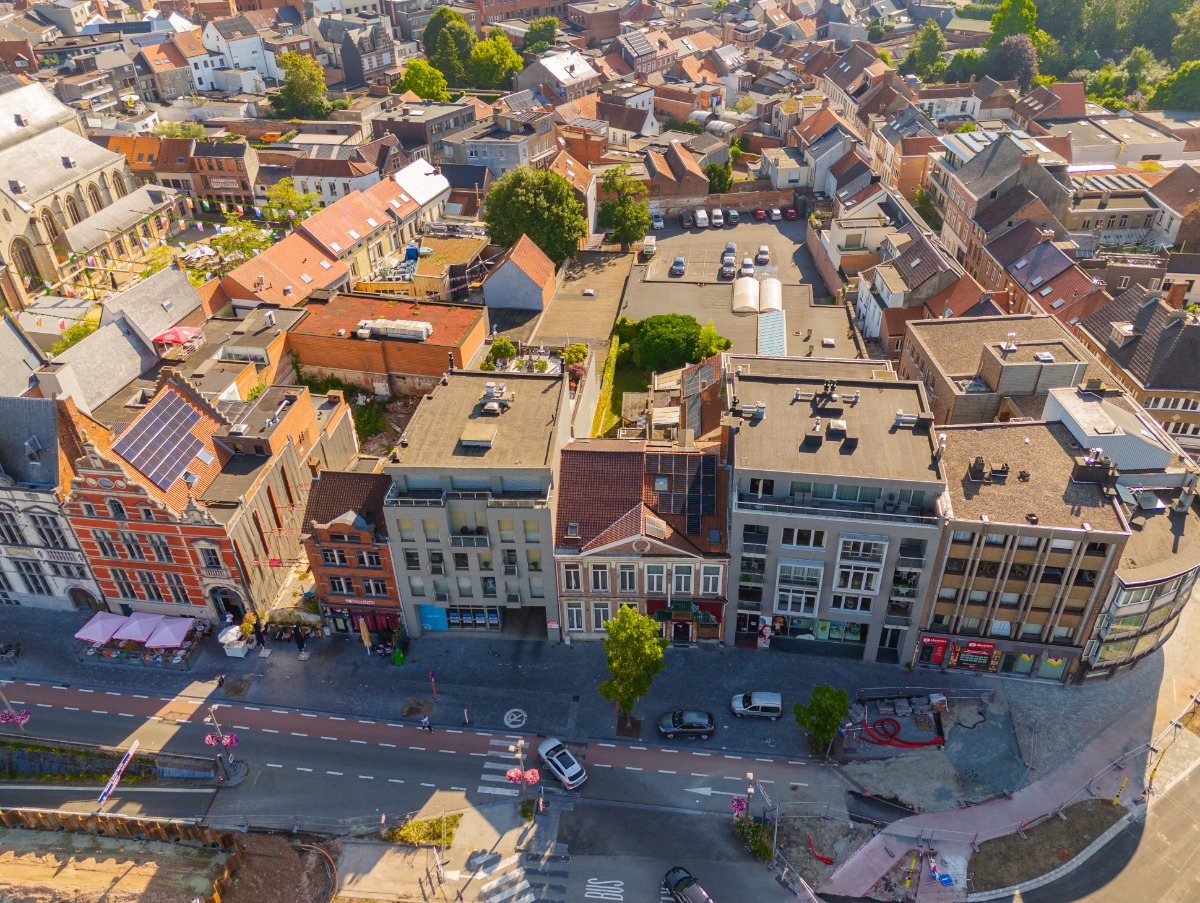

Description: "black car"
679 211 695 228
658 710 715 740
665 867 714 903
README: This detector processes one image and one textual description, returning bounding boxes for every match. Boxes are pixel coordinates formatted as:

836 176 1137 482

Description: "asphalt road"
1012 762 1200 903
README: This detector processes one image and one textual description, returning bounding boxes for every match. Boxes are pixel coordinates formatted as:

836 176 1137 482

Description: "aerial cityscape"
1 0 1200 900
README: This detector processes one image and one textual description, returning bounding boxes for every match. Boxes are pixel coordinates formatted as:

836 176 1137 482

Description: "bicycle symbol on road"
504 708 527 729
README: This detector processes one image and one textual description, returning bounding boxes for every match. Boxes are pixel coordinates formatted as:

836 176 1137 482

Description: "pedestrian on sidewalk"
253 620 268 649
421 716 433 732
294 629 306 653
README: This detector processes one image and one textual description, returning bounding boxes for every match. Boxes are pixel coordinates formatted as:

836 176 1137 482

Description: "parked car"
730 691 782 720
769 207 783 221
726 208 740 226
720 255 737 279
739 257 755 277
755 245 770 264
665 867 715 903
725 240 737 258
694 208 710 228
670 256 687 276
679 211 694 228
710 208 724 227
658 710 715 739
783 206 798 220
538 737 587 789
752 208 768 221
651 213 665 230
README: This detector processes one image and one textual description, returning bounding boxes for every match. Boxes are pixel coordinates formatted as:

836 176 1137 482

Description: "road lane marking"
691 773 709 777
272 710 287 714
480 775 511 783
380 743 396 748
350 740 367 745
118 713 133 718
132 694 148 699
447 729 462 734
692 752 711 757
483 762 511 769
659 770 677 775
756 758 772 762
452 786 467 791
387 723 403 728
477 786 518 796
262 729 279 734
631 746 647 750
291 732 307 737
788 761 805 765
439 750 456 755
243 706 258 710
106 691 121 696
724 755 742 760
327 771 343 776
475 731 493 737
88 709 105 713
297 767 313 772
64 706 79 711
625 766 643 771
723 776 741 781
78 689 93 693
359 720 375 724
5 785 214 794
359 775 374 780
24 683 40 687
662 749 678 754
421 782 436 787
594 763 612 768
599 743 616 747
234 725 251 730
329 716 346 721
301 713 317 718
409 746 425 751
321 736 338 741
267 763 282 768
389 778 404 784
469 752 486 756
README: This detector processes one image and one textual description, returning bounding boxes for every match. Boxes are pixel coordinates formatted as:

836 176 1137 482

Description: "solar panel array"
113 391 204 490
1073 173 1150 192
647 453 717 535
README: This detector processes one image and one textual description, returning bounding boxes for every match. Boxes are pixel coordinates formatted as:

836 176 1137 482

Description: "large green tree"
272 52 329 119
265 177 321 229
210 213 274 275
704 162 733 194
523 16 558 53
988 0 1038 50
597 164 651 251
988 34 1038 90
482 168 587 266
422 7 468 55
468 31 524 89
900 20 947 80
793 685 851 757
1151 59 1200 109
597 607 668 717
395 59 450 100
429 17 477 86
626 313 729 372
1175 2 1200 62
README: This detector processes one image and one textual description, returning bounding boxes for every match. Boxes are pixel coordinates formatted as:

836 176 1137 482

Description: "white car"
769 207 783 221
755 245 770 264
651 213 665 230
739 257 755 277
538 738 587 789
711 208 725 227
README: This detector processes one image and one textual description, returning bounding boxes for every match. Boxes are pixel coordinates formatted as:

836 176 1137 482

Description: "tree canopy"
704 162 733 194
423 7 469 55
395 59 450 101
597 164 651 251
988 33 1039 89
153 121 205 139
622 313 731 372
431 29 468 87
265 177 321 229
468 31 524 90
988 0 1038 50
597 607 668 717
51 320 98 356
793 685 851 757
210 213 274 275
1151 59 1200 110
272 52 329 119
482 167 587 266
523 16 558 53
900 20 947 80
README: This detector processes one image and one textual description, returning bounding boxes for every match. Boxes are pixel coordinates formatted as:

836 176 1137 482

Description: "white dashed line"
291 732 307 737
78 689 93 693
106 691 121 696
272 710 287 714
447 729 463 734
594 763 612 768
329 716 346 721
328 771 343 776
53 686 68 691
659 770 676 775
132 694 148 699
387 723 403 728
691 773 709 777
599 742 616 748
118 713 133 718
267 763 282 768
64 706 79 711
350 740 367 745
409 746 425 752
469 752 486 756
421 782 436 788
692 752 711 757
233 726 251 731
297 767 313 772
321 736 338 741
788 761 805 765
262 729 279 734
359 720 375 725
662 749 678 754
243 706 259 710
724 755 743 760
301 713 317 718
631 746 647 750
389 778 404 784
761 779 776 784
439 750 456 755
359 775 374 780
89 709 105 714
380 742 396 748
625 766 643 772
756 758 772 763
475 732 493 737
452 786 467 791
723 776 741 781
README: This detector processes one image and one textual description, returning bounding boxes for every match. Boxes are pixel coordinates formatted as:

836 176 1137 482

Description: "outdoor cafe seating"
73 611 202 670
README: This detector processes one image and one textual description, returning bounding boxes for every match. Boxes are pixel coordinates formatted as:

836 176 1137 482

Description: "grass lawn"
597 360 649 436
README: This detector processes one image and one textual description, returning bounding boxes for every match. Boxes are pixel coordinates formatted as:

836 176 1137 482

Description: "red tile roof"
495 234 555 291
1150 164 1200 216
555 440 647 549
1051 82 1087 118
222 232 348 308
299 190 391 257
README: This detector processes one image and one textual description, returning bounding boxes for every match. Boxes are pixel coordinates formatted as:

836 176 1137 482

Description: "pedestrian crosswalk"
475 738 520 797
465 849 570 903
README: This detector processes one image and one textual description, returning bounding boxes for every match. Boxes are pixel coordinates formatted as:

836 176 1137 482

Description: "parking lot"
645 217 823 287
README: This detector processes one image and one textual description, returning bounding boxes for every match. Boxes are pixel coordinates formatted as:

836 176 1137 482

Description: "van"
260 131 283 142
693 208 710 228
710 208 724 227
730 691 782 720
643 235 656 258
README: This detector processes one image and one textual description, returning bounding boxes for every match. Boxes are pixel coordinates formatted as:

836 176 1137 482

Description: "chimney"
307 456 322 479
1166 281 1188 310
1020 151 1038 166
1100 189 1111 208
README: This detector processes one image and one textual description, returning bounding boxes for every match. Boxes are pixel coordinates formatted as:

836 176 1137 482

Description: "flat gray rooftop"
940 421 1125 532
731 369 943 484
390 371 565 469
1120 493 1200 585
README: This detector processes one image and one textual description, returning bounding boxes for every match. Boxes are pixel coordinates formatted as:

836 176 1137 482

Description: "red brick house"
301 470 405 638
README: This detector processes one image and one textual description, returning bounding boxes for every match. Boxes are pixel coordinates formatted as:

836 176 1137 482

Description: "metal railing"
449 535 489 548
735 496 939 526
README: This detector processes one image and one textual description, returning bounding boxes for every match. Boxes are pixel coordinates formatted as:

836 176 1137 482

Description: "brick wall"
805 224 842 296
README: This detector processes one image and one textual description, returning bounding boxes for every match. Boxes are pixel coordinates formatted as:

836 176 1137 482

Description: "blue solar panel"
757 309 788 356
113 391 204 490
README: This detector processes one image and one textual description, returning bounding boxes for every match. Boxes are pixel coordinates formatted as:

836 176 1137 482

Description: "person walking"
420 716 433 733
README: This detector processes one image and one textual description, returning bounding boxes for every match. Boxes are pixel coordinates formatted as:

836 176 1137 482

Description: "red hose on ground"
808 834 834 865
861 716 943 749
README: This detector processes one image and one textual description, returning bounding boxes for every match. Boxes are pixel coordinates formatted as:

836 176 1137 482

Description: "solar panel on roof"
113 391 204 490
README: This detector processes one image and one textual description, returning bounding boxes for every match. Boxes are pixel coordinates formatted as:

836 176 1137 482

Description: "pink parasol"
113 612 165 643
74 611 128 644
145 617 197 649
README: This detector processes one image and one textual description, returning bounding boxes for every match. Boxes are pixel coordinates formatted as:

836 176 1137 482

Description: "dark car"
658 710 715 739
726 208 740 226
665 867 714 903
783 206 798 220
752 208 768 221
679 211 695 228
669 256 687 277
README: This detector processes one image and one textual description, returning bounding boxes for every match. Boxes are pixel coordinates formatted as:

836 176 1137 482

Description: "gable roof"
985 219 1051 269
496 234 555 288
1078 285 1200 391
0 396 59 486
1149 164 1200 216
1008 239 1074 292
303 471 391 534
1050 82 1086 118
974 184 1052 233
51 319 159 418
952 134 1025 200
923 273 990 319
0 313 45 398
222 232 348 308
99 268 203 347
555 440 647 549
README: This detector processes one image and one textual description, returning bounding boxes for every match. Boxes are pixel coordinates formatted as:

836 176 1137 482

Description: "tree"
51 320 97 356
153 121 205 139
487 335 517 362
912 186 943 231
1151 60 1200 110
1176 2 1200 61
562 343 588 365
625 313 726 372
430 30 466 86
867 20 886 42
704 162 733 194
597 164 651 251
423 7 469 55
901 21 947 80
395 59 450 100
272 52 329 119
663 117 704 134
523 16 558 53
877 49 893 66
793 685 850 756
210 213 274 275
596 607 668 717
945 48 988 83
988 34 1038 89
468 31 524 89
483 168 586 265
265 177 321 229
988 0 1038 50
694 320 732 360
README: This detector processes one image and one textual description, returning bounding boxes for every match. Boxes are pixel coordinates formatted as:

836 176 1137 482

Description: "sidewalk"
333 800 561 902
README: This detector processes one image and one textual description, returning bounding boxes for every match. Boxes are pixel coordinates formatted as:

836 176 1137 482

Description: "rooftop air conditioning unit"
356 327 372 339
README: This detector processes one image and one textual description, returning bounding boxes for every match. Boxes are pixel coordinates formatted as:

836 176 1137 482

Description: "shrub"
733 816 773 861
383 813 462 847
488 335 517 362
535 360 548 372
480 359 495 371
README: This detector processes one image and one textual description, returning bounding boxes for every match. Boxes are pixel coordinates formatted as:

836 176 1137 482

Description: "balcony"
384 487 444 507
735 495 938 526
884 613 912 627
896 556 926 571
741 542 768 556
450 532 490 548
201 566 231 579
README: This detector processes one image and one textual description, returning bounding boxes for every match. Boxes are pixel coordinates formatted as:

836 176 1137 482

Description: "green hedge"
592 336 620 437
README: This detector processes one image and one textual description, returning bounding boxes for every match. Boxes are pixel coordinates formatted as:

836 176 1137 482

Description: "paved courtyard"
645 218 823 288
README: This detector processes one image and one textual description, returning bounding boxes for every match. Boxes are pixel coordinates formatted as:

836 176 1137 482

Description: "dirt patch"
968 799 1127 893
359 396 420 457
0 827 227 903
401 698 432 718
221 676 254 698
777 816 875 887
221 833 332 903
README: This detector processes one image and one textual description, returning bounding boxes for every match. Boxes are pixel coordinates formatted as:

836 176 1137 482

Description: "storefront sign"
208 177 241 190
921 634 949 665
951 640 1000 671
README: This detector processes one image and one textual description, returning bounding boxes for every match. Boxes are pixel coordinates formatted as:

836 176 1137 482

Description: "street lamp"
506 739 539 801
0 682 30 734
205 705 242 783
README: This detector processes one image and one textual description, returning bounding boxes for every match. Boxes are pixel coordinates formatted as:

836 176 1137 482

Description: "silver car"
538 737 587 789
